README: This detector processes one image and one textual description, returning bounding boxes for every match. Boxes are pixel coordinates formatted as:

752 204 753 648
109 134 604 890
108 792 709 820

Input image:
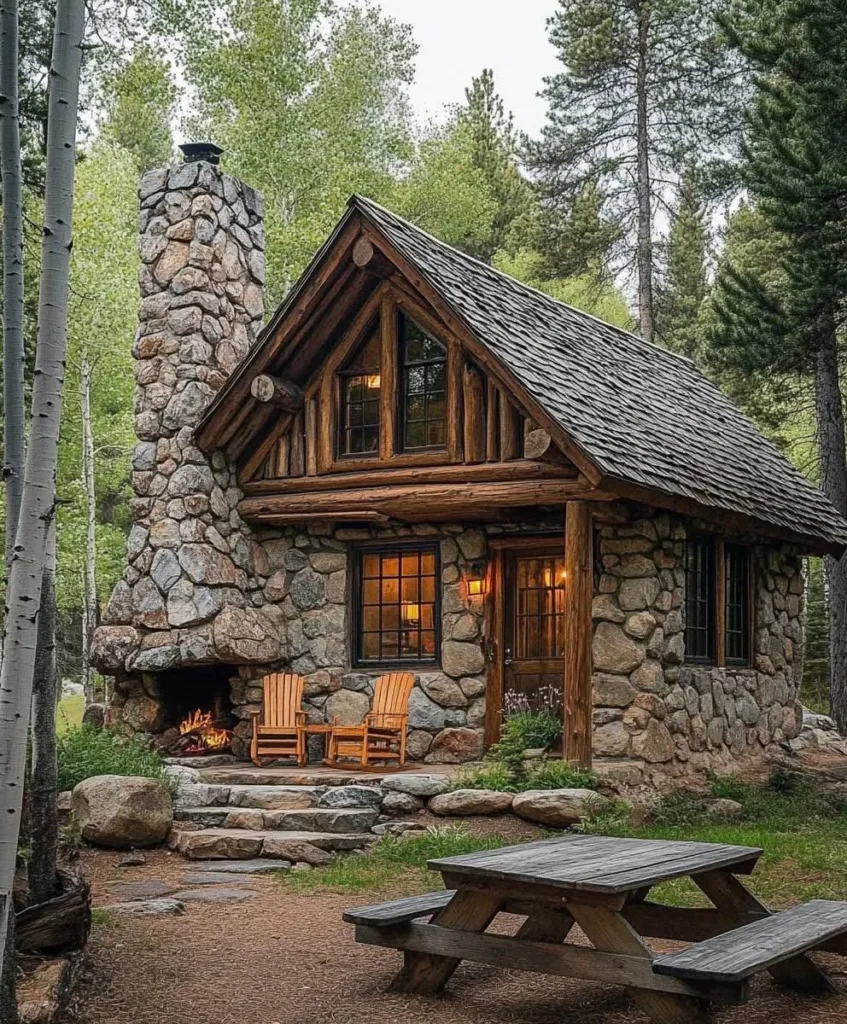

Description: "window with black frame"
338 326 381 456
399 312 446 450
355 545 439 666
684 538 714 662
725 544 750 664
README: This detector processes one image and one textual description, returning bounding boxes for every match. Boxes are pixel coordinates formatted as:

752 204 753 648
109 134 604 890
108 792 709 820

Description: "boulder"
211 605 284 663
705 798 744 821
81 702 106 729
168 828 263 860
631 719 675 763
441 641 485 678
425 727 484 763
72 775 173 849
512 788 609 827
381 774 451 798
381 791 424 816
428 789 513 816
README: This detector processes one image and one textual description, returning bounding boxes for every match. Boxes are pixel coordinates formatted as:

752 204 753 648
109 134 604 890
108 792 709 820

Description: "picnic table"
344 834 847 1023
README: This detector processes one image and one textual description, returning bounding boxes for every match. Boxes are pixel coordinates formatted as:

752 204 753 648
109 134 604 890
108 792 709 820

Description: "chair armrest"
249 709 261 718
295 711 307 724
367 713 407 728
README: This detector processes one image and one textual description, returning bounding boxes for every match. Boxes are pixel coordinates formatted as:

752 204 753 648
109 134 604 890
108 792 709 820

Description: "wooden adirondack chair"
327 672 415 769
249 672 307 766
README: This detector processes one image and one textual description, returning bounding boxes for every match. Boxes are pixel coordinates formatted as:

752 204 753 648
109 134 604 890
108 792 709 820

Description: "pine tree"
656 167 710 360
711 0 847 730
526 0 743 343
457 69 534 263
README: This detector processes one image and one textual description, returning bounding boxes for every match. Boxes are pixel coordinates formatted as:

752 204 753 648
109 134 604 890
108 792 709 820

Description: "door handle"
504 647 513 666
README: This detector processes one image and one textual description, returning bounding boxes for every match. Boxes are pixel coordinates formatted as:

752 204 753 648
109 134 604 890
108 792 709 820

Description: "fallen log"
16 869 91 954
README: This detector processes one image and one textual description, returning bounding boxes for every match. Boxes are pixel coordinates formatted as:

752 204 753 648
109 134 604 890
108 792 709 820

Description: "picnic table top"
428 834 763 894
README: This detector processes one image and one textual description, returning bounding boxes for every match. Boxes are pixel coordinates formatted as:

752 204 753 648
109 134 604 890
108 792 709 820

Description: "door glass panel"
515 556 566 659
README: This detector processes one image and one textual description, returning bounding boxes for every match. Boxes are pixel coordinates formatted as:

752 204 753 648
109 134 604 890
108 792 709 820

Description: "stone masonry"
590 512 804 788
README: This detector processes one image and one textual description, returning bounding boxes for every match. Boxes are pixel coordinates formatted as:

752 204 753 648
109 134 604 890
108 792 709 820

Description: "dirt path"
68 847 847 1024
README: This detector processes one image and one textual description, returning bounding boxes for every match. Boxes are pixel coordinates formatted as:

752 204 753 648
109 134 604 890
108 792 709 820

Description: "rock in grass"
705 798 744 821
427 789 513 816
511 788 608 827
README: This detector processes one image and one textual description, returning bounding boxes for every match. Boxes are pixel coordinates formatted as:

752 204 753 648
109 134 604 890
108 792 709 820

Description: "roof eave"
600 474 847 558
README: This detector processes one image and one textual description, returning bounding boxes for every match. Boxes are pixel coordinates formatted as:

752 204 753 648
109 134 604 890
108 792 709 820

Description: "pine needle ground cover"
283 776 847 907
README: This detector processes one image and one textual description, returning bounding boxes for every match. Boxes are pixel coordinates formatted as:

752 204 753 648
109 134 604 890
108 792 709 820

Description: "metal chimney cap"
179 142 223 165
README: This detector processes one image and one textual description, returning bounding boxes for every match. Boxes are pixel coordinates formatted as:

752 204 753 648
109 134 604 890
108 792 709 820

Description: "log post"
462 363 486 463
250 374 304 412
562 500 593 766
352 235 393 276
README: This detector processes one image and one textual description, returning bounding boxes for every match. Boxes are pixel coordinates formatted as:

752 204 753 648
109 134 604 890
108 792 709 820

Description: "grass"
57 694 85 735
278 825 506 895
57 725 170 791
453 757 596 793
282 772 847 911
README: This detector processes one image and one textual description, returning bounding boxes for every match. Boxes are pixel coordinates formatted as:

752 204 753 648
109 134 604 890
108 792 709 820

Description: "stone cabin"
92 147 847 785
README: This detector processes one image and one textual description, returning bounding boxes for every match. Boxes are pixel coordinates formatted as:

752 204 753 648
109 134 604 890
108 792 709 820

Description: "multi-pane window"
725 544 750 665
339 327 381 456
516 556 566 659
685 539 714 662
356 545 439 665
400 313 446 450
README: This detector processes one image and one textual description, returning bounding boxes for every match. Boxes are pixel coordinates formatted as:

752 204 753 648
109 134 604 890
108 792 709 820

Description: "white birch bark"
0 0 84 978
635 0 655 345
80 350 97 701
1 0 25 576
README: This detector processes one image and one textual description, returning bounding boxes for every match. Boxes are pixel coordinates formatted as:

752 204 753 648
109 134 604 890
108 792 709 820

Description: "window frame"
684 536 716 665
397 309 448 453
350 539 442 669
724 542 752 667
336 322 382 459
323 285 460 472
683 535 753 668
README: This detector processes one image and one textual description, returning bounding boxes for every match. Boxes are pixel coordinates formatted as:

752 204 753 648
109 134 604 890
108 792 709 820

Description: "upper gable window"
338 325 381 456
399 312 447 450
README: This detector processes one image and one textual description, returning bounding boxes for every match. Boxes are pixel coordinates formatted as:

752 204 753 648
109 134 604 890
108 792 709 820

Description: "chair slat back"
371 672 415 718
262 672 304 728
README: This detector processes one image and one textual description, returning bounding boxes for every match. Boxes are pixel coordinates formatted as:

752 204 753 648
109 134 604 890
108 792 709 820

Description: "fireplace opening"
156 665 236 756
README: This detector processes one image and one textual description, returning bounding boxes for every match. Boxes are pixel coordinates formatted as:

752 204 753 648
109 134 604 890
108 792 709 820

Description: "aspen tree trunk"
814 326 847 733
28 517 58 907
634 0 655 345
1 0 25 577
0 0 84 980
80 351 97 701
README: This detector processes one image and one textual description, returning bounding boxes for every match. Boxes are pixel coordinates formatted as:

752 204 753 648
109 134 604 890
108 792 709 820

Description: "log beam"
240 478 611 523
250 374 304 412
562 500 593 766
352 236 394 277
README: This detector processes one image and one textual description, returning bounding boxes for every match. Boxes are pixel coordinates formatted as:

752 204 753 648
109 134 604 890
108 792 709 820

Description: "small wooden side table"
302 723 332 764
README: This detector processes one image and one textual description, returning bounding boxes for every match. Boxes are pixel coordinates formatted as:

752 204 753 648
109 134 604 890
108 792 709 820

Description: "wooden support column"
562 500 593 766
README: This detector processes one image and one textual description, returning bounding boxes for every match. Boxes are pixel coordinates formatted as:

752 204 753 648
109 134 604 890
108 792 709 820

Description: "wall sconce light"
466 562 486 597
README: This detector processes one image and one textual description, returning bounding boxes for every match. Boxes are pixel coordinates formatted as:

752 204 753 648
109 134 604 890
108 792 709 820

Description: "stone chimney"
92 145 284 749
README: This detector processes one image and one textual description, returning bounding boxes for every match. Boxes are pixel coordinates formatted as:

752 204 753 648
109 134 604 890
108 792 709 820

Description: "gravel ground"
65 844 847 1024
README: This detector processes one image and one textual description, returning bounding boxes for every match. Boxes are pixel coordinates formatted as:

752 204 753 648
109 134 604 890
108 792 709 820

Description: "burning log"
177 708 233 755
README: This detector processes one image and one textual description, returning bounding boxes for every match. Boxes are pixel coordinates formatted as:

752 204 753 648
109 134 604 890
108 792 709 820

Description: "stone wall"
225 521 495 763
590 513 804 788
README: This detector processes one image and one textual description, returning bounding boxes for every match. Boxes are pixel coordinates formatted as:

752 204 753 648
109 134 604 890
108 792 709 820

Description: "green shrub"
454 757 595 794
57 726 169 791
524 759 595 791
503 708 562 751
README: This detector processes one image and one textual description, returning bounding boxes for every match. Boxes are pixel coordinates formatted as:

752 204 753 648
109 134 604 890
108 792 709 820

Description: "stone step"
196 767 388 787
174 782 383 812
174 806 379 834
169 827 374 861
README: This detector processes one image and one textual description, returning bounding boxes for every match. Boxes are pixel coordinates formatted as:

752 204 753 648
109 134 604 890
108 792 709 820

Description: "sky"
370 0 561 138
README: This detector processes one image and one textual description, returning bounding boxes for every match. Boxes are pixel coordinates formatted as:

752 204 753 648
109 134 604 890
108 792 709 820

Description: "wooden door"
502 549 566 718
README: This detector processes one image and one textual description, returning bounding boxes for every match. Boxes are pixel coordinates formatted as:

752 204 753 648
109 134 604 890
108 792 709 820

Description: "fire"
178 708 232 754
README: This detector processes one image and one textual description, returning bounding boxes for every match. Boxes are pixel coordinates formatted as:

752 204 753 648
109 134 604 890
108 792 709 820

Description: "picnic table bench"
343 835 847 1023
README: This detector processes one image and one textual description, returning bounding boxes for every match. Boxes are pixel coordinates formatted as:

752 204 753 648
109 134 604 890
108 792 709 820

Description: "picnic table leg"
693 870 835 994
567 901 707 1024
387 888 503 995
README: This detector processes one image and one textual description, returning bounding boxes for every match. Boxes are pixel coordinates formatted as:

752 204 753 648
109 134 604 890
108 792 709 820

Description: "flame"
178 708 232 753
